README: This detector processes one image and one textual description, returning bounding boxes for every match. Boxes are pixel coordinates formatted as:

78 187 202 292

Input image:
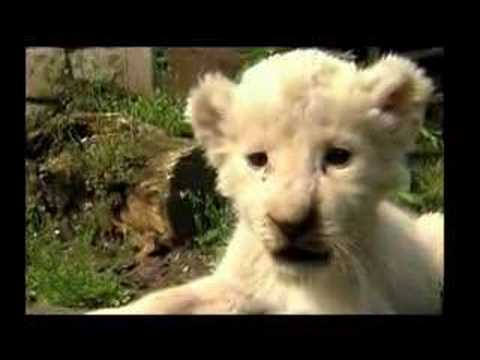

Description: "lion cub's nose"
268 207 317 241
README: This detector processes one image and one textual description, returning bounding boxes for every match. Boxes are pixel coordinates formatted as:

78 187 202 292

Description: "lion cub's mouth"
272 246 331 264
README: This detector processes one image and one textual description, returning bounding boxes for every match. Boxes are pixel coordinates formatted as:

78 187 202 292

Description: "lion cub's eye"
247 152 268 168
324 147 352 168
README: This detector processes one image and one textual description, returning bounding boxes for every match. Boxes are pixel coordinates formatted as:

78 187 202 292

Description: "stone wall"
163 48 245 97
26 47 443 98
26 47 155 99
26 47 251 100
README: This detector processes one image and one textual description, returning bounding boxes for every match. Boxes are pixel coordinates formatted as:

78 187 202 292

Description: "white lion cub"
88 49 443 315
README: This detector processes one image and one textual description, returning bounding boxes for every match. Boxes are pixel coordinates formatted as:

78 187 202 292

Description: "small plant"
392 122 444 213
26 205 135 308
243 48 280 66
26 102 144 309
183 190 236 251
153 48 170 89
63 78 192 137
396 157 443 212
125 94 192 136
418 126 443 155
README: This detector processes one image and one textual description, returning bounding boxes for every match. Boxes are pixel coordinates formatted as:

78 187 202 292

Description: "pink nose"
268 206 317 241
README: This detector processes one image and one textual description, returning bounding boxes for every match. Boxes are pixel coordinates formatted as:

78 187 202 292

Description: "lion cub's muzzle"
267 207 331 264
268 207 317 242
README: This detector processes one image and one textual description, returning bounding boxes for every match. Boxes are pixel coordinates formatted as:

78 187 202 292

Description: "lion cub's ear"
361 55 434 150
188 73 235 167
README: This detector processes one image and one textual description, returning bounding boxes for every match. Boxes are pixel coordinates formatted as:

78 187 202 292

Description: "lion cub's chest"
253 271 395 314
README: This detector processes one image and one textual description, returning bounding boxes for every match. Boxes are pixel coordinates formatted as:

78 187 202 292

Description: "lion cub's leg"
416 212 444 284
86 275 270 315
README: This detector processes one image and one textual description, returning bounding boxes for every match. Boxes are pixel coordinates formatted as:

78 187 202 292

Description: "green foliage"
418 126 443 155
392 122 444 213
395 157 444 213
69 131 145 188
64 78 192 137
26 205 134 308
153 48 170 88
124 94 192 137
243 48 282 66
26 106 142 309
183 190 236 250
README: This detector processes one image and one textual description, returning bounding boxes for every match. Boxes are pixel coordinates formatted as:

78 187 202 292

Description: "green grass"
392 123 444 213
394 156 444 213
153 48 170 90
69 131 145 188
26 96 149 309
183 190 236 251
63 78 192 137
26 75 213 309
26 205 135 308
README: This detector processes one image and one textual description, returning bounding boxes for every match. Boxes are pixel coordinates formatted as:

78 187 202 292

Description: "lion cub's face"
188 50 433 268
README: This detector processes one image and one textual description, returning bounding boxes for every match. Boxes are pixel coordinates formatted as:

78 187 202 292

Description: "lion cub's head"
187 49 433 270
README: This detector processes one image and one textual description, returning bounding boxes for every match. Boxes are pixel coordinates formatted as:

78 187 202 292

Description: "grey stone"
69 47 154 97
124 47 155 97
26 47 67 98
69 47 125 84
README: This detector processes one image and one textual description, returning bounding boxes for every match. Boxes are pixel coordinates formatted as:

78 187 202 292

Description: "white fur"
89 49 442 315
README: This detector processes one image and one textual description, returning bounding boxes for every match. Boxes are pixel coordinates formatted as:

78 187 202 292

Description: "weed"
63 78 192 137
26 204 135 308
182 190 236 251
392 122 444 213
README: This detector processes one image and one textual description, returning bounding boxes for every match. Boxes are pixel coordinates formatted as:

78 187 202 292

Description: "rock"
70 47 125 85
27 109 221 275
26 160 39 204
69 47 155 97
26 128 54 160
53 114 220 261
117 138 218 256
26 103 57 125
124 48 155 98
26 47 67 98
25 303 85 315
164 48 244 97
39 151 87 216
113 260 138 275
